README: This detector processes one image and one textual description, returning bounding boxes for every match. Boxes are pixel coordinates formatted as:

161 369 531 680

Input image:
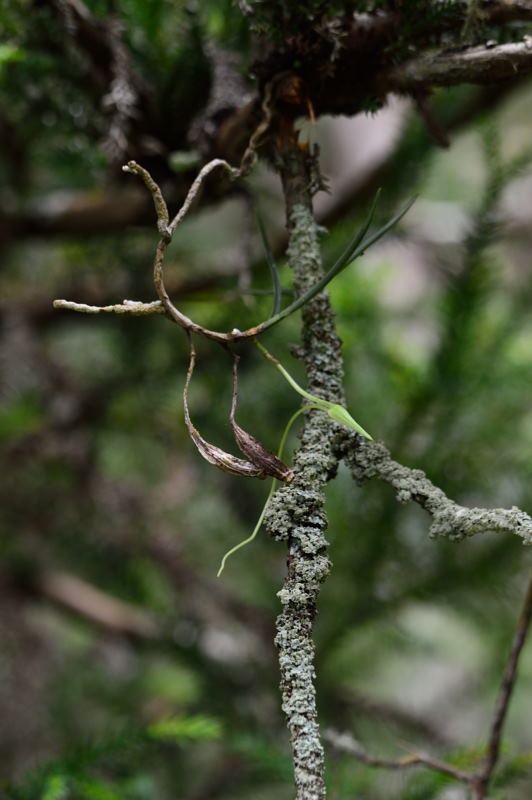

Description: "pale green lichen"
340 436 532 546
266 168 346 800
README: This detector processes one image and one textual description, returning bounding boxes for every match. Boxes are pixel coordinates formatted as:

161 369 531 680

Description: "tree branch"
382 40 532 92
473 571 532 799
262 141 348 799
339 438 532 545
325 572 532 799
482 0 532 24
324 729 473 784
52 299 165 316
344 1 532 47
0 188 153 244
4 4 531 248
47 0 156 159
36 570 161 639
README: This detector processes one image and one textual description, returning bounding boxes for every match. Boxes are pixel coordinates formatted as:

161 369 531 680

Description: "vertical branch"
264 142 346 799
473 571 532 800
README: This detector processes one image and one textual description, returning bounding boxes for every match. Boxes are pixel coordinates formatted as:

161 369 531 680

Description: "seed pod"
230 356 294 484
184 345 266 479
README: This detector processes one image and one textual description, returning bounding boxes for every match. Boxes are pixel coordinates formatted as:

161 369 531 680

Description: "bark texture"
264 144 347 799
339 438 532 545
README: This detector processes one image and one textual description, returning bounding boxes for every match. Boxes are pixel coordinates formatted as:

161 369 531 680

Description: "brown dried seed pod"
184 345 266 479
230 356 294 484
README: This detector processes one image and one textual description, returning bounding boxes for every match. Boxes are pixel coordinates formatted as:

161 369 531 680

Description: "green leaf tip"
327 404 373 440
255 341 373 440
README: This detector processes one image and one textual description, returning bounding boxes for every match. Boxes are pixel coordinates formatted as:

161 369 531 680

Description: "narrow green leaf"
352 193 418 262
257 193 417 333
327 404 373 440
326 188 381 278
256 210 282 317
255 342 373 440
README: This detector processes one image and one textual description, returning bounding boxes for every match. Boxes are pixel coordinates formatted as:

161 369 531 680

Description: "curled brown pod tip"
183 344 266 479
230 356 294 484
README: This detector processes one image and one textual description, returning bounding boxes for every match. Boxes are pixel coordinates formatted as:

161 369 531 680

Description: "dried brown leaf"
230 356 294 484
183 345 266 479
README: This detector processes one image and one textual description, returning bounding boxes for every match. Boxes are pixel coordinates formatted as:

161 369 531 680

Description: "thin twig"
57 160 415 344
324 577 532 800
124 158 244 340
37 570 161 639
326 573 532 798
472 572 532 799
123 161 169 235
324 729 473 784
123 159 250 341
53 299 165 315
167 159 240 236
338 435 532 797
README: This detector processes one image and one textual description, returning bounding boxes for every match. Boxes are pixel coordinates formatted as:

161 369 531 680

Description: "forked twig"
326 572 532 799
324 729 472 783
55 158 415 345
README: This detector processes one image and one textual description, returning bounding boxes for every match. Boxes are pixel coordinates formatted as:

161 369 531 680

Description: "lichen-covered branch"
339 437 532 545
53 299 165 316
263 144 346 800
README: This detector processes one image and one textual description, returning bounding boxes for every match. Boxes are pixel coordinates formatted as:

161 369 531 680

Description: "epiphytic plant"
54 156 409 488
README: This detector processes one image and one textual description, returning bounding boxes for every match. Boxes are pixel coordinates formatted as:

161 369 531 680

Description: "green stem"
255 340 324 406
255 340 373 440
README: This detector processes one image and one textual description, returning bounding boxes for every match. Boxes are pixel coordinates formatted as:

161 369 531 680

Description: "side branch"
324 729 473 784
473 571 532 799
326 572 532 800
339 438 532 545
382 40 532 91
37 570 161 639
53 299 165 316
55 160 414 343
